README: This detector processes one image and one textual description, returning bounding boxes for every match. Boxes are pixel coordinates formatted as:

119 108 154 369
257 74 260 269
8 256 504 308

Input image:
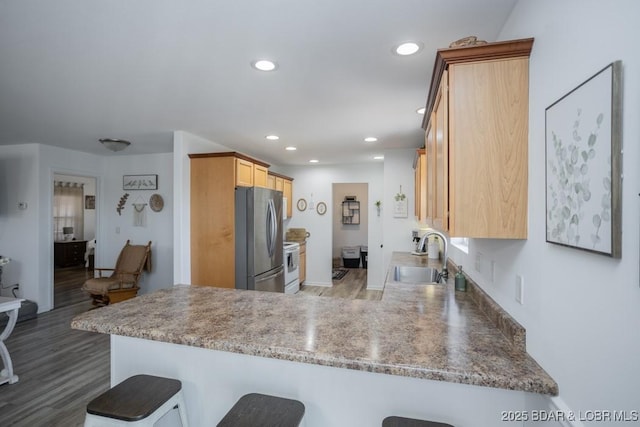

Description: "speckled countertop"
71 252 558 395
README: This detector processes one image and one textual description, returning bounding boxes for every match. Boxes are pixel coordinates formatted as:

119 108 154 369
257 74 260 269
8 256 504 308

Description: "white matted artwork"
393 186 408 218
545 61 622 258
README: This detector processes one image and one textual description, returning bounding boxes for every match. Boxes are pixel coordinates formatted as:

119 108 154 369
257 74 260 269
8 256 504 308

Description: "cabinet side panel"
433 71 449 232
449 58 528 238
190 157 236 287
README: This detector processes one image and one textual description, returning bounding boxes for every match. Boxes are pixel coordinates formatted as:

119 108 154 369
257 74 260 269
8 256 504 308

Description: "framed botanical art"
545 61 622 258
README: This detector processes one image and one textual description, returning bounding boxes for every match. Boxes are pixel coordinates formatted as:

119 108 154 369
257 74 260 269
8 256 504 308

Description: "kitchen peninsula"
72 253 557 426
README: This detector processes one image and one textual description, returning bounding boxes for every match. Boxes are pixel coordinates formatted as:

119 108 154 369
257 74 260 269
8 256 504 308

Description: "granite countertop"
71 252 558 395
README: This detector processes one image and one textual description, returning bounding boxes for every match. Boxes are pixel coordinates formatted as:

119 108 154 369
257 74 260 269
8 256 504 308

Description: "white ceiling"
0 0 517 166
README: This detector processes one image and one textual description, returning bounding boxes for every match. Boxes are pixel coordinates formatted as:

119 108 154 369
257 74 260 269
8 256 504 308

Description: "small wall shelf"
342 200 360 224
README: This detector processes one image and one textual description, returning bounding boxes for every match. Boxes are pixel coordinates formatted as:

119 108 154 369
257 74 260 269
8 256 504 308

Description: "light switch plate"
515 275 524 304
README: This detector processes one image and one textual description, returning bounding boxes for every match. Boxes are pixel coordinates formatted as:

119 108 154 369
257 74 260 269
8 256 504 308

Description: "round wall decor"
316 202 327 215
149 194 164 212
296 198 307 211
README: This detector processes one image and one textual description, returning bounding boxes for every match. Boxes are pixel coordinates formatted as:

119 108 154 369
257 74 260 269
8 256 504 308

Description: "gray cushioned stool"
84 374 188 426
383 416 454 427
217 393 305 427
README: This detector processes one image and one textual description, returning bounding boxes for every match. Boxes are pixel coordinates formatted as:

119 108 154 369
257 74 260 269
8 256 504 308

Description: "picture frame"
84 195 95 210
545 61 622 258
317 201 327 215
123 174 158 191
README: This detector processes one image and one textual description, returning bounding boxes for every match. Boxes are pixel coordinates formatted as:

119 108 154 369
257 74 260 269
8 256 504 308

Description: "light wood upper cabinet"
422 38 533 239
275 176 284 192
235 157 254 187
283 178 293 218
266 173 276 190
431 72 448 232
235 157 270 188
267 171 294 218
414 149 428 223
253 164 269 188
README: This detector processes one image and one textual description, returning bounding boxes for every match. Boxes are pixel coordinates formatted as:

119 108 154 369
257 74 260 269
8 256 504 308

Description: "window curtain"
53 181 84 241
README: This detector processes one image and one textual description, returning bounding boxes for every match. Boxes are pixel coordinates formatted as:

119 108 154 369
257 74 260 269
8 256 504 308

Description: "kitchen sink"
391 265 441 284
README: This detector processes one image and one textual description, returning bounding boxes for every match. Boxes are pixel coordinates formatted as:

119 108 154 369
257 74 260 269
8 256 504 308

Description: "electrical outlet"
475 252 483 273
116 227 120 234
515 275 524 304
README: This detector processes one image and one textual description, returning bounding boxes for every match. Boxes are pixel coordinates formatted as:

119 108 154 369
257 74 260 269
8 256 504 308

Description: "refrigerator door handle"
266 199 276 258
257 268 282 283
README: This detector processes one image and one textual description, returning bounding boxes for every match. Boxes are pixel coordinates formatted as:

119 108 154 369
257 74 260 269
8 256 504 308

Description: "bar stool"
217 393 305 427
84 374 188 426
382 416 454 427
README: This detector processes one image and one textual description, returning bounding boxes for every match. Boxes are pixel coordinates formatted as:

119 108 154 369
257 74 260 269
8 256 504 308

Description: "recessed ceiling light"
374 155 384 160
309 159 319 163
394 41 423 56
364 137 378 142
416 107 426 115
252 59 278 71
265 135 279 140
285 146 297 151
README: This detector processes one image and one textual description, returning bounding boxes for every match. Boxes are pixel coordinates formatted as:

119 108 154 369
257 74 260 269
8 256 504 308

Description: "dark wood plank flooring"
0 267 109 426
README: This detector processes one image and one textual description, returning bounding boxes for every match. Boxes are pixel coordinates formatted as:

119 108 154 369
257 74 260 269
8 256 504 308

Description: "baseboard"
547 396 586 427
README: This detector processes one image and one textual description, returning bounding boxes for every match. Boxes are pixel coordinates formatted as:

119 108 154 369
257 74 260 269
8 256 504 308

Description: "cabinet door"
254 164 269 188
299 243 306 284
283 179 293 218
448 59 528 238
414 149 427 223
424 125 434 225
191 157 236 287
266 174 276 190
432 70 449 232
235 158 254 187
275 176 284 192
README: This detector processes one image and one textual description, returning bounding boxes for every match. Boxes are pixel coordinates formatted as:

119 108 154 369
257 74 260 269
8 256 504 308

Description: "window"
53 182 84 241
450 237 469 254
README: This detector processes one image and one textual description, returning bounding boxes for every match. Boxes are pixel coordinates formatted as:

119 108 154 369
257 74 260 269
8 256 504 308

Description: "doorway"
52 173 97 309
331 183 368 286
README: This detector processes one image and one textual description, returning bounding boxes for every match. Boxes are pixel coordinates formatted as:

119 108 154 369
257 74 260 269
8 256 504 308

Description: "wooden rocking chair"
82 240 152 306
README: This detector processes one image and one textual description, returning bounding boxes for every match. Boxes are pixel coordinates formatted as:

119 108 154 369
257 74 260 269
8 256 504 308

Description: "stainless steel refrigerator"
235 187 284 292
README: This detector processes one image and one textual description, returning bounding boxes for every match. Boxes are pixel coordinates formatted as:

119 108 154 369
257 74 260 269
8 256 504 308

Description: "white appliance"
283 242 300 294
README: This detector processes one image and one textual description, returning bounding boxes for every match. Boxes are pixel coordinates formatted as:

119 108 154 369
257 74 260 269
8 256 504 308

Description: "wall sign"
123 174 158 190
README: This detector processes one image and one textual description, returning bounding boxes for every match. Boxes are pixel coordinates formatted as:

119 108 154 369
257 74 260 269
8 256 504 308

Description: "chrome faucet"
417 230 448 282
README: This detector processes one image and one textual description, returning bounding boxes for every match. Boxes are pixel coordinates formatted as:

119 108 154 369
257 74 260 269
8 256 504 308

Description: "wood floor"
299 266 383 301
0 265 379 425
0 267 109 426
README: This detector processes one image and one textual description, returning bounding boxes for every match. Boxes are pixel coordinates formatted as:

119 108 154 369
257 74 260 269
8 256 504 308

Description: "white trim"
547 396 586 427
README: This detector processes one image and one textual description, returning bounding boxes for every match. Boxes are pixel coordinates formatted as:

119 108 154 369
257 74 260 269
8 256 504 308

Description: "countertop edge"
71 319 557 396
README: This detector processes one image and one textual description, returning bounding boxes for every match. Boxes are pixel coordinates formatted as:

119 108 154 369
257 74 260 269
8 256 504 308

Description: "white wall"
383 149 426 267
332 183 368 260
446 0 640 422
0 144 104 311
100 153 174 295
0 143 175 310
0 144 42 303
283 163 384 288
